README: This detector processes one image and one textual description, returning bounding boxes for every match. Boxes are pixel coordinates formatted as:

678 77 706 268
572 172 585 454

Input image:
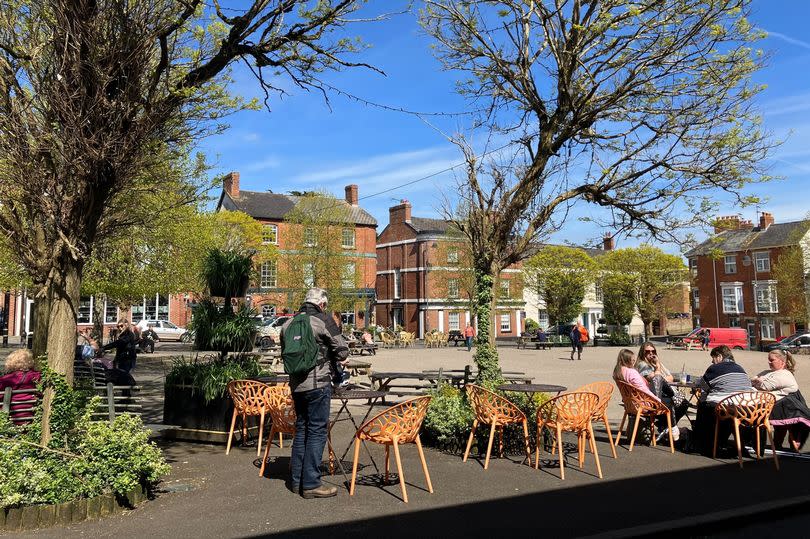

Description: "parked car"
764 332 810 352
682 327 748 350
135 320 191 342
255 314 294 348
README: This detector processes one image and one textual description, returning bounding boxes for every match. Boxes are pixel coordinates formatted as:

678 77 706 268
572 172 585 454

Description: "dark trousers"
693 401 736 456
290 385 332 491
465 336 473 351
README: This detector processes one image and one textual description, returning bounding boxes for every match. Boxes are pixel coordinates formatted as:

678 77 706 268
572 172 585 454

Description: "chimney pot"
345 184 359 206
224 171 240 199
389 201 412 224
759 211 774 230
602 233 615 251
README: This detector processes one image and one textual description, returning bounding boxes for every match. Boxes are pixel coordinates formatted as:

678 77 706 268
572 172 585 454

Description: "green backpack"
282 313 320 376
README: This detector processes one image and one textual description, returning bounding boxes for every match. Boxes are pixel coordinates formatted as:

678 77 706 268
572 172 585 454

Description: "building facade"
375 201 524 338
685 212 810 348
217 172 377 326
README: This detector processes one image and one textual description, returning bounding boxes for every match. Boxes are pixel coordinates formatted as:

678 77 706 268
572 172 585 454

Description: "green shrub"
608 332 633 346
524 318 539 334
203 248 253 299
190 302 257 356
165 354 264 403
422 382 551 456
0 367 169 510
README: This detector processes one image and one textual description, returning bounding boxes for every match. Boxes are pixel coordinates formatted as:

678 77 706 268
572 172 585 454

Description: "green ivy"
165 354 264 403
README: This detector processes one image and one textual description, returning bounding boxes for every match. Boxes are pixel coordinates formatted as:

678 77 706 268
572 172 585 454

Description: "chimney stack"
759 211 775 230
345 184 359 206
602 233 615 251
224 171 240 199
713 215 751 234
389 199 412 224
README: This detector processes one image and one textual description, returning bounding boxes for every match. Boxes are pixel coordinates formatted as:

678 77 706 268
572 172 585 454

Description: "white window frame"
393 269 401 299
78 296 93 324
104 300 119 324
538 310 549 329
594 282 603 302
721 284 744 314
729 316 740 328
754 281 778 313
447 247 459 265
341 228 355 249
260 260 277 288
754 251 771 273
342 262 356 289
448 278 459 299
303 227 316 247
500 280 510 298
500 313 511 332
692 288 700 309
761 317 776 340
724 255 737 274
261 305 276 318
262 224 278 245
303 262 315 288
689 258 698 277
448 312 460 332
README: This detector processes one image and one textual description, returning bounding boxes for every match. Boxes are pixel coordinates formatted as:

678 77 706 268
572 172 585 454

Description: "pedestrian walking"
464 323 476 352
570 322 588 361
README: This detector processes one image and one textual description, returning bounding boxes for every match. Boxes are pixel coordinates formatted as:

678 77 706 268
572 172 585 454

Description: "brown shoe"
301 485 337 499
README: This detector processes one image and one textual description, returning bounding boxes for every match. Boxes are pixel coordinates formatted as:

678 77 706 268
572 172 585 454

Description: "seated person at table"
752 349 810 451
612 348 679 440
691 345 753 455
535 328 548 342
635 342 688 441
361 330 374 345
0 349 41 425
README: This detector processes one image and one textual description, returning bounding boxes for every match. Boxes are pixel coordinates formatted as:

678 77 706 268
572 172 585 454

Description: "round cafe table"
497 383 567 396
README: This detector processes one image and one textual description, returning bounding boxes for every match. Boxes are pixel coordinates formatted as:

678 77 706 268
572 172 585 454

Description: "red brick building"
217 172 377 325
684 212 810 347
375 201 524 338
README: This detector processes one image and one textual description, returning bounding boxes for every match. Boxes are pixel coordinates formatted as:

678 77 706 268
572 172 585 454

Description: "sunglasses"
644 349 656 354
117 324 125 328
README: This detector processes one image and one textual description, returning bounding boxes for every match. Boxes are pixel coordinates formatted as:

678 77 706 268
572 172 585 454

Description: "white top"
754 369 799 400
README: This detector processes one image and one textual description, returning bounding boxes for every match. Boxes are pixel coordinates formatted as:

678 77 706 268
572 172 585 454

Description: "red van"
683 327 748 350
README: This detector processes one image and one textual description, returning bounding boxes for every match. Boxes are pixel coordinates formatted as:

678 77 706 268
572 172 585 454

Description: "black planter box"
163 384 233 432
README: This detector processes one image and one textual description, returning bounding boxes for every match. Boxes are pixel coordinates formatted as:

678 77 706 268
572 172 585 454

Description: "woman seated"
0 349 42 425
613 348 677 440
635 341 689 441
692 345 753 455
752 349 810 451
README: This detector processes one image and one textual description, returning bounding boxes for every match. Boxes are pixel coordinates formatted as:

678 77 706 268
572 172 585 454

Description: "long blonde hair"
4 349 37 373
612 349 636 381
769 349 796 373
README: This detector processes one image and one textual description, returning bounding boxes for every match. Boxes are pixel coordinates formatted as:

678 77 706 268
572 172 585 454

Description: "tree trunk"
31 285 52 358
93 294 105 342
472 266 501 383
40 256 82 445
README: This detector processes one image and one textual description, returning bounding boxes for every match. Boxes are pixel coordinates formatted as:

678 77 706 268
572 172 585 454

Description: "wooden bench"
348 341 378 356
517 336 552 350
89 383 143 424
1 387 41 426
447 331 465 346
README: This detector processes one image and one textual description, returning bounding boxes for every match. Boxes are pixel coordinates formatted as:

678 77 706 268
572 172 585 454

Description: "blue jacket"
570 327 581 344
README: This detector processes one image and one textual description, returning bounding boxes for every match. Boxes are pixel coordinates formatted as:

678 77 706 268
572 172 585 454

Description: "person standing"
464 323 476 352
282 287 349 498
102 319 138 373
570 322 584 361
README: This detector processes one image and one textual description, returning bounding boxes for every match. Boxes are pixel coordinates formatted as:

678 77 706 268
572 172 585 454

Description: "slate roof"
218 190 377 226
684 220 810 257
410 217 453 235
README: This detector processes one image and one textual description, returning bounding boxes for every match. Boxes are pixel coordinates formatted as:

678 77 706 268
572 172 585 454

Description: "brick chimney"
759 211 775 230
602 233 615 251
223 171 240 199
713 215 747 234
345 184 359 206
389 200 412 224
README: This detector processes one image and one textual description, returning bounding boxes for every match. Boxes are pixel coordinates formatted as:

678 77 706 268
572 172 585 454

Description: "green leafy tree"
599 246 688 338
601 274 636 328
0 0 377 442
773 246 810 326
277 193 363 315
524 246 597 329
421 0 776 380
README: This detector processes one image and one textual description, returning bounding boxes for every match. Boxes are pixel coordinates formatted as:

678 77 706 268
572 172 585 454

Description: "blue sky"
199 1 810 252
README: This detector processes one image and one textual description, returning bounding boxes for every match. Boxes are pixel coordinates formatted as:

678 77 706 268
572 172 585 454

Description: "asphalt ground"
4 341 810 538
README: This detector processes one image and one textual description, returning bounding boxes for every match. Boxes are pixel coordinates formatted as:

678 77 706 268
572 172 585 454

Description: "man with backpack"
281 287 349 499
570 321 589 361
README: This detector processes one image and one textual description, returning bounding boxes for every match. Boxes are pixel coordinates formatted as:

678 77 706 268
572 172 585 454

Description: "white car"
135 320 191 342
255 315 293 348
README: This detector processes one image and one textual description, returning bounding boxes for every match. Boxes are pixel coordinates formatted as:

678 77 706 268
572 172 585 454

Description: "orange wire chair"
714 391 779 470
226 380 270 456
349 396 433 503
463 385 532 470
536 391 602 480
573 382 618 459
614 381 675 453
258 384 297 477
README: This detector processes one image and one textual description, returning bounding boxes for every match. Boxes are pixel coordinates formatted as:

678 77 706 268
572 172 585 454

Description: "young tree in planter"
524 246 597 330
421 0 775 380
0 1 378 443
599 246 689 339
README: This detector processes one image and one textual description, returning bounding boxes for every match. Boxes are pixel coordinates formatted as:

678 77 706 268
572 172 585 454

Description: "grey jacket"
281 302 349 393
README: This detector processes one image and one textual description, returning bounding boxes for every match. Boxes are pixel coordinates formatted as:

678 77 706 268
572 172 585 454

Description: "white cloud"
760 93 810 118
243 156 281 172
760 29 810 51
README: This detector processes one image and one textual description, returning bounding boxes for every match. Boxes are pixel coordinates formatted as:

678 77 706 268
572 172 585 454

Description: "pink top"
0 369 41 392
620 366 660 401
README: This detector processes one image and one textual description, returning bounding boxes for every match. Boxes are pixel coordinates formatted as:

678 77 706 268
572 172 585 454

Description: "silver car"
136 320 192 342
